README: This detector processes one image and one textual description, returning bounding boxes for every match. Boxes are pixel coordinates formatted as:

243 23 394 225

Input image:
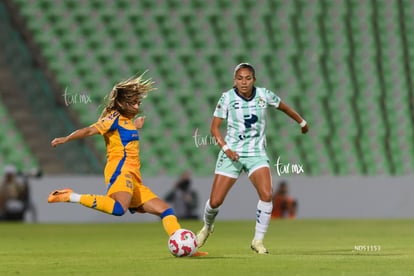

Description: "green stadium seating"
6 0 414 176
0 101 38 172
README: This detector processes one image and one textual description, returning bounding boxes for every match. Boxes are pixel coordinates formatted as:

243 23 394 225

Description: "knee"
112 201 127 216
260 191 273 202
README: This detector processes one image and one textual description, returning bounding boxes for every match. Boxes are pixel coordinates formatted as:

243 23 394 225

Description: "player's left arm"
211 116 239 161
277 101 309 134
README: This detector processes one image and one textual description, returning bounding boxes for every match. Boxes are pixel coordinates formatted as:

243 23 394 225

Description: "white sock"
69 193 81 203
203 199 219 228
254 200 273 241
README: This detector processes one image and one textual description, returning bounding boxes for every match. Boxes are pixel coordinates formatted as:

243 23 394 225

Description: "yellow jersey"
92 110 140 168
92 111 157 207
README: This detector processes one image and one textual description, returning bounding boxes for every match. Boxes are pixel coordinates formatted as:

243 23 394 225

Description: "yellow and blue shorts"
104 161 157 210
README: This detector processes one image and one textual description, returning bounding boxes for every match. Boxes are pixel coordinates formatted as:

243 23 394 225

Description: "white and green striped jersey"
213 87 281 157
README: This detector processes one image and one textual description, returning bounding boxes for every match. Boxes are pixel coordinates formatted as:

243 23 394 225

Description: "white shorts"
214 151 270 178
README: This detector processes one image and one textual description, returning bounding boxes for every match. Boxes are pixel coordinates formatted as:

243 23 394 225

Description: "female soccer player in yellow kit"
48 74 206 256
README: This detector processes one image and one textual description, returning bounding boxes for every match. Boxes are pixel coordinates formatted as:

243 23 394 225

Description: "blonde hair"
100 72 155 119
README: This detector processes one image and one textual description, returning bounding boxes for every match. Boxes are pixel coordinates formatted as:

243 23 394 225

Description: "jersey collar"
233 87 256 102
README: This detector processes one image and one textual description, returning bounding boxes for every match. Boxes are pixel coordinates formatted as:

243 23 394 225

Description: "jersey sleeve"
213 92 229 119
91 111 119 135
265 89 281 108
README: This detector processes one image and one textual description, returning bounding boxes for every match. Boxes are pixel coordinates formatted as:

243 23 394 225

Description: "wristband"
300 120 307 127
222 145 229 152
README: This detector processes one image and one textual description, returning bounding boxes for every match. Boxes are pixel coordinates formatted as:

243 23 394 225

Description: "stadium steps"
1 0 104 174
0 100 38 171
0 69 57 173
0 66 65 173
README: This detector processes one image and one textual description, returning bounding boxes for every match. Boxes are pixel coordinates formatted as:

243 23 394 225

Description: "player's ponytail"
99 72 155 119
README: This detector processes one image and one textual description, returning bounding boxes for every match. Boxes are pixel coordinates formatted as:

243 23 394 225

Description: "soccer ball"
168 229 198 257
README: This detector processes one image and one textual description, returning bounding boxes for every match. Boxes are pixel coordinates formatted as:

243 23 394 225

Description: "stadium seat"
8 0 414 176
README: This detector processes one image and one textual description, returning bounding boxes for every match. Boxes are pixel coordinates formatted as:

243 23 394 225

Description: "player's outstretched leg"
47 188 126 216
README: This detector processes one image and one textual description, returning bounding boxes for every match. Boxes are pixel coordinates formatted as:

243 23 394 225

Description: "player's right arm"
211 117 239 161
51 126 99 147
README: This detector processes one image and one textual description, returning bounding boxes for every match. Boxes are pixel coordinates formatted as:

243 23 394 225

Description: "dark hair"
233 63 256 78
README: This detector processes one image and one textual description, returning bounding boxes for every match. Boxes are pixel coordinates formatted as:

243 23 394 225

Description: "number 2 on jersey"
243 114 258 128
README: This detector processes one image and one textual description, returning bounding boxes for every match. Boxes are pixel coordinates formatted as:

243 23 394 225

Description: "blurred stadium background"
0 0 413 221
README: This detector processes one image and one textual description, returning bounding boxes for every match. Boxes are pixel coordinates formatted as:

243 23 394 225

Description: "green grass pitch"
0 219 413 275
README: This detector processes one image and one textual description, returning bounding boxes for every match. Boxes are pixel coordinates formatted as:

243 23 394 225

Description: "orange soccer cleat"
47 188 73 203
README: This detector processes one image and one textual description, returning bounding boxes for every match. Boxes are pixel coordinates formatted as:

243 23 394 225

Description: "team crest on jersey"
108 111 119 119
257 97 266 108
101 111 119 122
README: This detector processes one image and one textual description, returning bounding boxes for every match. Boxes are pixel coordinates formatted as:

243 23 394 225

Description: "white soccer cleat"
251 239 269 254
196 225 214 248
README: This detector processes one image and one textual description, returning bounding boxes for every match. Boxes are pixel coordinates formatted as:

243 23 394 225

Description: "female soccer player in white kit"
196 63 309 254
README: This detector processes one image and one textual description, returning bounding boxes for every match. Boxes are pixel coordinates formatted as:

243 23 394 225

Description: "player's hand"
301 123 309 134
51 137 67 147
134 116 146 129
225 149 240 162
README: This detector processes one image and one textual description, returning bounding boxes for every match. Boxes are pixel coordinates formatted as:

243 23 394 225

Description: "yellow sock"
79 194 125 216
160 208 181 236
